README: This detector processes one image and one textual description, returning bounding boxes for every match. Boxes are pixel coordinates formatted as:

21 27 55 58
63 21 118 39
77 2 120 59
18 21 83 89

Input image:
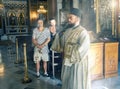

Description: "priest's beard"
62 23 75 29
67 23 75 28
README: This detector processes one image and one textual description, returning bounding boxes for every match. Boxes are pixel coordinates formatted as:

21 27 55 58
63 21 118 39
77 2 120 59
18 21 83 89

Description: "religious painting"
7 12 17 26
94 0 117 37
18 12 25 25
99 0 112 31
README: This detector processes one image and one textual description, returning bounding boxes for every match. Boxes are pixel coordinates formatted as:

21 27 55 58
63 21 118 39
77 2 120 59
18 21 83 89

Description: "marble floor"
0 45 120 89
91 62 120 89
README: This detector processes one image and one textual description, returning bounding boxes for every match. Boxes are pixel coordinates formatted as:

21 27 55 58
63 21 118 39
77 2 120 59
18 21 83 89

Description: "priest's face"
68 14 79 27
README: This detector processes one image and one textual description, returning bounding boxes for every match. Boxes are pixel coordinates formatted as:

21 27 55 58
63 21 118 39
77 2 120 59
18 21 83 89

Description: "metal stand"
51 50 59 78
50 50 62 86
22 43 32 83
52 50 55 78
14 38 21 64
0 51 4 77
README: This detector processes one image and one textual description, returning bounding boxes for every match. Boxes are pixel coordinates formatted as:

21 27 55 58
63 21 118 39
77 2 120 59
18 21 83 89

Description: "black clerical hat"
70 8 81 18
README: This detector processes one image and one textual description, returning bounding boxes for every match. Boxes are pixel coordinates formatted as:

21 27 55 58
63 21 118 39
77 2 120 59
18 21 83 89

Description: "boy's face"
50 19 56 26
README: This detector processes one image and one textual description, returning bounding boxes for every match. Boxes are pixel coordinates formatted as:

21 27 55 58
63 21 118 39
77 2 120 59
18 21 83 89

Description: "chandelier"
37 5 47 14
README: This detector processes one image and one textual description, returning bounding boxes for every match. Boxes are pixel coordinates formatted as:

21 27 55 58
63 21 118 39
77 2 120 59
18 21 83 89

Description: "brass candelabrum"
22 43 32 83
14 38 19 64
94 0 100 33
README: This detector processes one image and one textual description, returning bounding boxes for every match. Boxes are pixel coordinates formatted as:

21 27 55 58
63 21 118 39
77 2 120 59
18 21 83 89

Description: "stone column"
56 0 62 25
73 0 79 8
47 0 57 19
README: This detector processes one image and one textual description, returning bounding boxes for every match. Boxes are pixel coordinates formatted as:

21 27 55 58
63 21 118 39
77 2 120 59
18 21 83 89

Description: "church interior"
0 0 120 89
